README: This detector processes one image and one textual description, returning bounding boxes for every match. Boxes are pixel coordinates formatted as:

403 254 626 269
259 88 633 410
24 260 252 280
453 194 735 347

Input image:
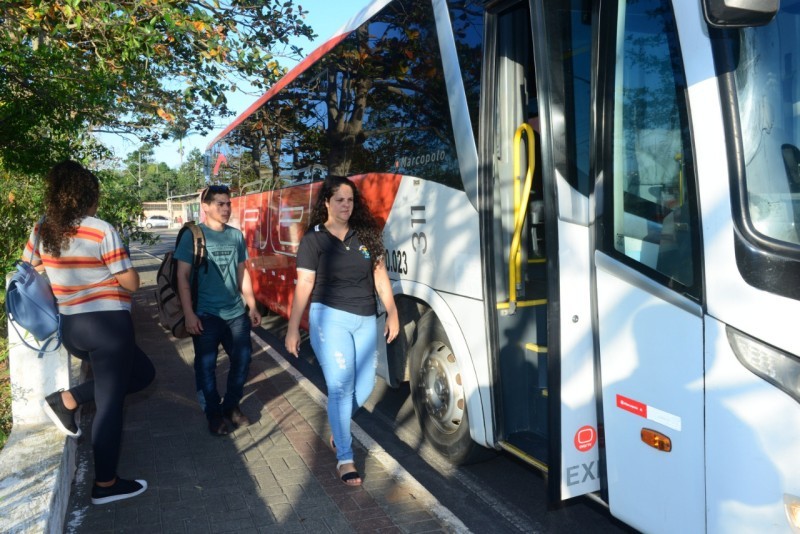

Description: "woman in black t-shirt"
285 176 398 486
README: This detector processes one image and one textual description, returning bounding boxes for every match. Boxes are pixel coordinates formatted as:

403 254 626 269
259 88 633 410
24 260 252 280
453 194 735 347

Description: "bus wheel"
409 312 491 465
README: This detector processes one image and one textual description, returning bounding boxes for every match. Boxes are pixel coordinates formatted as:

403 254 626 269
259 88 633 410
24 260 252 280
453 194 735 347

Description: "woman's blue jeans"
309 302 377 464
192 312 252 418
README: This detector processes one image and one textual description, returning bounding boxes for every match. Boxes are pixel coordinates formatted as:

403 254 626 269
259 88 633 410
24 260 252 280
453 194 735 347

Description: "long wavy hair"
309 176 383 267
40 161 100 258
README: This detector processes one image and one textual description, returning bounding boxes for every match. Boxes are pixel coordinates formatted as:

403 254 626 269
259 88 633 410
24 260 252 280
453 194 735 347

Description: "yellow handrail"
507 123 536 312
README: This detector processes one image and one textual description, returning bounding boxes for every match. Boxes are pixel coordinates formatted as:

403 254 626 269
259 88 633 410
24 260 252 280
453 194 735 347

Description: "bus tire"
409 311 493 465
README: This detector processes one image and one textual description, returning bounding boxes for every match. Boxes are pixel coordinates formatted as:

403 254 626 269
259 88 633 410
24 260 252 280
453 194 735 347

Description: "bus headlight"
785 494 800 532
726 326 800 405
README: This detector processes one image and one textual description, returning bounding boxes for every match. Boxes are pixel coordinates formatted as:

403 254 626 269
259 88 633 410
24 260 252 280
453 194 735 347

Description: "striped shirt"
24 216 133 315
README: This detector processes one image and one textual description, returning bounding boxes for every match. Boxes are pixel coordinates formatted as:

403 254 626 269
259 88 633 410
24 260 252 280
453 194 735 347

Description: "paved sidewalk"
63 247 463 533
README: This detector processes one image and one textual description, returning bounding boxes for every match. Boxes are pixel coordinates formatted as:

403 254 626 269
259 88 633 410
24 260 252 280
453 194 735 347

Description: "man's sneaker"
42 390 81 438
91 478 147 505
223 406 251 429
208 414 230 436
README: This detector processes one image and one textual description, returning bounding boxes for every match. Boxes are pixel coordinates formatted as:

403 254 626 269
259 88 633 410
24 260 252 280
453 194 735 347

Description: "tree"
177 148 206 193
214 0 482 187
0 0 315 175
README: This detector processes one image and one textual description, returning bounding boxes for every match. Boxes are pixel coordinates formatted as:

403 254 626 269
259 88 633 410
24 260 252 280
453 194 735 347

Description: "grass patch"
0 287 10 450
0 336 10 450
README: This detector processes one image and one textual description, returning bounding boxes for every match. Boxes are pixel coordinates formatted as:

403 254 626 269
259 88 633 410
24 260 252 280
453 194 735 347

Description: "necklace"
343 234 354 250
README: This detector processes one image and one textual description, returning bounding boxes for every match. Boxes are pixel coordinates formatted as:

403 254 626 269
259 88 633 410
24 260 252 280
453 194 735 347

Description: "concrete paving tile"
134 504 162 526
243 448 263 462
348 489 380 509
399 519 447 533
112 505 139 524
209 507 252 523
284 454 308 470
69 514 115 532
351 515 396 532
269 502 300 523
261 492 291 507
361 477 396 493
249 506 278 525
160 502 197 521
372 482 420 505
385 501 431 516
160 518 190 533
343 505 390 523
183 516 212 533
254 473 279 491
275 472 313 488
258 521 306 533
224 493 249 511
322 514 355 533
392 510 436 526
294 503 340 521
327 493 360 512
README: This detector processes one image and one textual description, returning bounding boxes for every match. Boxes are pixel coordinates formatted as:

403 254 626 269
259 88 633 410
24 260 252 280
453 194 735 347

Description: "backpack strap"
8 315 62 357
175 222 206 312
26 215 46 264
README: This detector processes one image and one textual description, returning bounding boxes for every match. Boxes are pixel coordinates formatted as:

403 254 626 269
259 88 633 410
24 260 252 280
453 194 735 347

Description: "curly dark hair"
40 161 100 258
309 176 384 267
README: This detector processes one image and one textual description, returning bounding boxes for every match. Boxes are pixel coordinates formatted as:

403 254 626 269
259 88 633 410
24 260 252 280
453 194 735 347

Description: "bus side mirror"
703 0 779 28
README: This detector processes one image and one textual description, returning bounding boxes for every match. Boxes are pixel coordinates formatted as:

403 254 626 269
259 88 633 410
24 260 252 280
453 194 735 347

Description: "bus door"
592 0 705 531
484 1 550 470
485 0 600 505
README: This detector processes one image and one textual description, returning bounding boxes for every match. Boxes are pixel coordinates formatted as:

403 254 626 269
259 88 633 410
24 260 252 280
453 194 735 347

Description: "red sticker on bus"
574 425 597 452
616 394 647 417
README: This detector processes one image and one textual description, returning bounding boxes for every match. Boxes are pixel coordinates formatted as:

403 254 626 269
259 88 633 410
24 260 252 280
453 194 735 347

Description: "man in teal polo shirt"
175 185 261 435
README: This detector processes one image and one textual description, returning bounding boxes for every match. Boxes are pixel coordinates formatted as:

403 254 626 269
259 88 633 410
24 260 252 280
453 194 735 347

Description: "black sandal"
337 463 362 486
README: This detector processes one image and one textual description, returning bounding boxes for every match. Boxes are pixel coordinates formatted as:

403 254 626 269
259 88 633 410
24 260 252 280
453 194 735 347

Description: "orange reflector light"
641 428 672 452
784 494 800 531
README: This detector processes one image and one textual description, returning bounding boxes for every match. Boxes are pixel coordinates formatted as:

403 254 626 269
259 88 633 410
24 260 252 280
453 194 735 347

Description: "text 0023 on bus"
203 0 799 532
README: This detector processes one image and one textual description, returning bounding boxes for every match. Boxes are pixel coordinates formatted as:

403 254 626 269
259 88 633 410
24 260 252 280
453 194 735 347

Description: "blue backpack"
5 218 61 354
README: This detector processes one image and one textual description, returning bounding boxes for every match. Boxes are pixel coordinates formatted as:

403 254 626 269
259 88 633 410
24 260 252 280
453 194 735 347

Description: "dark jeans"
192 312 252 419
62 310 156 483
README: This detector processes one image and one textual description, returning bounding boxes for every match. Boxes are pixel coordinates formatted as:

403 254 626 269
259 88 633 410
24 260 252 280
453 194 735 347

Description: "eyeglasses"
202 184 230 202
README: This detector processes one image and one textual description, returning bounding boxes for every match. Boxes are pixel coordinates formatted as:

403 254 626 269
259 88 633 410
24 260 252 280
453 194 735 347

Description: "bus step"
498 439 549 473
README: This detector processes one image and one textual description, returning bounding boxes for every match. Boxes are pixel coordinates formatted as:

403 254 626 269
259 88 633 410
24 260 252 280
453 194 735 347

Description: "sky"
100 0 370 169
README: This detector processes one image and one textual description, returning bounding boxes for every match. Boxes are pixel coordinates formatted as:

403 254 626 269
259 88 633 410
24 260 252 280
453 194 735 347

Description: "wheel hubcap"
416 341 464 434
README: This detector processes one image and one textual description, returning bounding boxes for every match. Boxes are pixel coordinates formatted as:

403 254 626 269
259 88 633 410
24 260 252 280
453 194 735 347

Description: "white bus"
206 0 800 531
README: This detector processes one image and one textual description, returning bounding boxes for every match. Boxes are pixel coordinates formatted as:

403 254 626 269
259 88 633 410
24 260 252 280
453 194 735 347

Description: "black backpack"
156 222 206 338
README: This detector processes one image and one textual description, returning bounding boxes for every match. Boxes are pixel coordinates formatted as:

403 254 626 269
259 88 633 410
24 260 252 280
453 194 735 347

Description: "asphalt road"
136 228 638 534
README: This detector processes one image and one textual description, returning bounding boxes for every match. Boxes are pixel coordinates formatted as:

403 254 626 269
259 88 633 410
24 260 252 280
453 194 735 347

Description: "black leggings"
62 310 155 483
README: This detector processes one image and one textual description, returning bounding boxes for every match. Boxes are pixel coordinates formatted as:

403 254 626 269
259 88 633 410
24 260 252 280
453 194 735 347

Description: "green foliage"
0 338 9 450
0 0 315 175
96 168 158 248
0 170 44 274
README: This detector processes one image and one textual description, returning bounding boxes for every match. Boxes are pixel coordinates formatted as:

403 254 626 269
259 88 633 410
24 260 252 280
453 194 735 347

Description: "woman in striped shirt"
26 160 155 505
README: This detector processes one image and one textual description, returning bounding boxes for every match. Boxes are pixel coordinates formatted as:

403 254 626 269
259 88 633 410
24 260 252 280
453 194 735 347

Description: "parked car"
144 215 169 229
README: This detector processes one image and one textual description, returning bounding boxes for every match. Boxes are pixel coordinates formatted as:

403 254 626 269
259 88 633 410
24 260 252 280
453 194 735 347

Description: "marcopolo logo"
395 150 447 169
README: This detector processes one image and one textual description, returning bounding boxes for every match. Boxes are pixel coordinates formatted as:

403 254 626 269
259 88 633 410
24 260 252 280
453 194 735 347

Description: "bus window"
603 0 701 298
734 5 800 247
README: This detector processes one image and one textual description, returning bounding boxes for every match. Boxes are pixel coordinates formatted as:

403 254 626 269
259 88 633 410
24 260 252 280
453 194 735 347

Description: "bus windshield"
735 0 800 247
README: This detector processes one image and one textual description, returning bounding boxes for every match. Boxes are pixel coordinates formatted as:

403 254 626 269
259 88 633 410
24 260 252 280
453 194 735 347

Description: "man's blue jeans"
308 302 377 464
192 312 252 418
